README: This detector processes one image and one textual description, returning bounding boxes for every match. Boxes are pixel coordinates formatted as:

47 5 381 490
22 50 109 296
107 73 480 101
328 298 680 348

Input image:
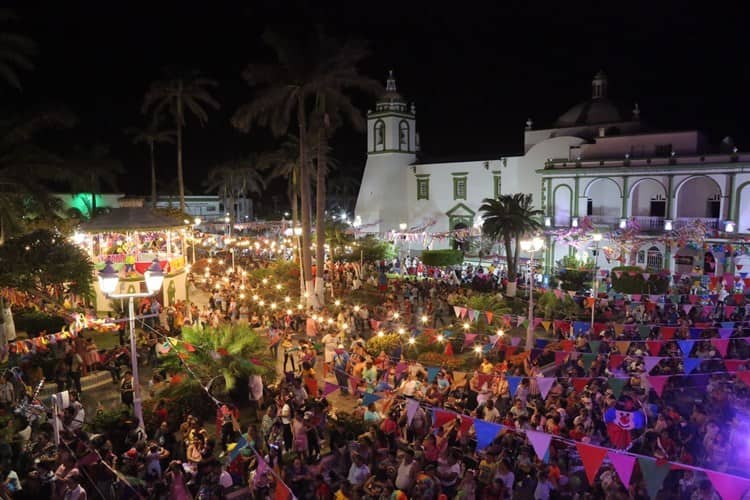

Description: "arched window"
646 246 663 272
399 120 409 151
374 120 385 151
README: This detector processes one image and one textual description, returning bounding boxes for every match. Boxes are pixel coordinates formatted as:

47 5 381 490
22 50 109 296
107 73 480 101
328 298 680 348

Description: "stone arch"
552 184 572 227
674 175 722 219
734 180 750 233
628 178 667 218
583 177 622 220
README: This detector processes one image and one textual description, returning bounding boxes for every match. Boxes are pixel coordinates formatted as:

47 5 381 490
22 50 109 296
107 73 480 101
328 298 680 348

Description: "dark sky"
10 1 750 199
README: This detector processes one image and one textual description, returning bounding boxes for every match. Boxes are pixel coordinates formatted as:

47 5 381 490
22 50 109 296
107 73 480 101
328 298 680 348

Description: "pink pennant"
510 336 521 347
608 451 635 487
463 333 478 347
323 382 339 396
533 318 543 329
642 273 650 281
736 371 750 387
538 377 555 399
554 351 567 366
702 305 713 315
711 338 729 357
707 470 750 500
406 398 420 425
526 430 552 460
643 356 661 373
688 294 699 304
461 307 469 319
453 306 462 318
725 305 735 317
517 315 525 327
648 375 670 397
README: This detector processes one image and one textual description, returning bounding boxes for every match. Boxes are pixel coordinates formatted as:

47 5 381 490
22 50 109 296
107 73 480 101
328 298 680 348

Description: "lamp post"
98 259 165 436
294 226 304 298
590 232 603 330
224 215 231 238
520 237 544 350
399 222 408 277
192 217 201 264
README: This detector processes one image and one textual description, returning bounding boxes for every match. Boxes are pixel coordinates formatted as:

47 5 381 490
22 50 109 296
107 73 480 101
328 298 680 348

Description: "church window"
493 174 502 198
453 176 467 200
374 120 385 151
417 177 429 200
399 121 409 151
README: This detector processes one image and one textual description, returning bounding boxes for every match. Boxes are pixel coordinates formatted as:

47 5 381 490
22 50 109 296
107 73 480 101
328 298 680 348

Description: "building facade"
355 71 749 277
155 195 252 221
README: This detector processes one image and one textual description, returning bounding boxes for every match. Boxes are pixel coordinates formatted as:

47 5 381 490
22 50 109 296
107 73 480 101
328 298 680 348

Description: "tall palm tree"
264 135 302 228
142 70 219 213
0 9 35 90
66 144 124 218
310 33 382 305
125 121 175 207
204 155 266 225
480 193 543 297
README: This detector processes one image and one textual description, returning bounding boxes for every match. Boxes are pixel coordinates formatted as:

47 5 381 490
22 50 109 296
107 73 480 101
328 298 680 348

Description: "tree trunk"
90 180 97 218
0 294 16 347
289 172 304 298
298 101 317 308
150 141 158 208
504 236 516 297
176 83 186 214
314 110 328 306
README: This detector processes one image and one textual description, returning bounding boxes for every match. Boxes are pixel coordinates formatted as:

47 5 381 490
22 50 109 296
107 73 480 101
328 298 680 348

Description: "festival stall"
78 200 188 312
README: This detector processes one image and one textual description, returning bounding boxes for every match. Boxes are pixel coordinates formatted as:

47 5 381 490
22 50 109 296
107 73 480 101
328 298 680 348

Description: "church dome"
554 71 623 127
375 70 410 113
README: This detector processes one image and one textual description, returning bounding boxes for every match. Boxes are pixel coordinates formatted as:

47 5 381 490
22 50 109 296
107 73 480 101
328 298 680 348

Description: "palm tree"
0 9 35 90
204 155 266 225
125 122 175 207
66 144 124 218
264 135 302 228
142 70 219 213
480 193 543 297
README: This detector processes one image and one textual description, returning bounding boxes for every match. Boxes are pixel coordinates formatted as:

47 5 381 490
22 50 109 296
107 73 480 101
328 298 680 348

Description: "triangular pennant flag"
647 375 670 397
461 307 469 319
444 342 454 356
517 315 526 327
683 357 700 375
554 351 567 366
323 382 339 396
406 398 420 425
533 318 543 329
485 311 493 324
510 336 521 347
488 335 499 346
274 482 293 500
638 325 651 339
682 304 693 314
561 339 574 352
689 327 702 339
576 443 608 485
614 270 622 278
637 457 670 499
706 470 750 500
427 366 440 383
572 377 591 393
472 309 481 322
507 376 522 397
718 328 733 339
660 326 676 341
678 340 694 357
526 430 552 460
736 371 750 387
538 377 555 399
541 320 551 331
608 354 625 370
711 338 730 357
573 321 589 335
607 377 627 398
724 359 745 372
463 333 478 347
616 341 630 355
643 356 661 373
703 305 713 316
581 353 596 373
607 451 635 488
589 340 601 355
362 393 382 406
721 321 735 329
453 306 462 318
725 305 736 317
473 419 502 450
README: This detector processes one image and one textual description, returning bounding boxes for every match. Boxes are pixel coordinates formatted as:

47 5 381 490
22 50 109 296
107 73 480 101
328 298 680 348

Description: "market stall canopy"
79 207 185 233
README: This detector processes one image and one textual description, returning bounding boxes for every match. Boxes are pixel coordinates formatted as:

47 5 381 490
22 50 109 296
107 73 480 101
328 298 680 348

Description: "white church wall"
674 175 723 218
629 178 667 216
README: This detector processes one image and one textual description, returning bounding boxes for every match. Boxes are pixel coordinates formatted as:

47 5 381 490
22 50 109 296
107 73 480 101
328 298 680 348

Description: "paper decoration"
526 430 552 460
637 457 670 499
572 378 590 393
678 340 694 357
616 341 630 355
643 356 661 373
581 353 596 372
707 470 750 500
485 311 493 324
538 377 555 399
608 451 635 487
322 382 339 397
608 354 625 370
660 326 676 340
507 376 522 397
646 340 662 356
541 320 551 331
683 357 701 375
362 393 382 407
736 371 750 387
576 442 608 485
711 338 729 357
473 419 502 450
463 333 478 347
427 367 440 383
274 482 293 500
554 351 567 366
647 375 669 397
453 306 462 318
607 378 627 398
589 341 601 355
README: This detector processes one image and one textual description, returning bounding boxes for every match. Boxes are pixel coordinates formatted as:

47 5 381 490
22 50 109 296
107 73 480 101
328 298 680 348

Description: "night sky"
10 2 750 201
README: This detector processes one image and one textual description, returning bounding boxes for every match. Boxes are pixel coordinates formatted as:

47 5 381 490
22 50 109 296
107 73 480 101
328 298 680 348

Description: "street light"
98 259 164 436
399 222 408 277
590 232 603 330
190 217 202 264
293 226 304 298
520 236 544 350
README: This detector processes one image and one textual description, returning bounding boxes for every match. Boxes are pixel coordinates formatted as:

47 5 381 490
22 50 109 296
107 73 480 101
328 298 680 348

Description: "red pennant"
485 311 493 324
723 359 745 372
736 371 750 387
608 354 625 370
648 375 670 397
646 341 662 356
572 377 591 393
576 442 608 485
554 351 567 366
444 342 454 357
660 326 676 340
433 409 455 428
274 482 292 500
711 338 729 357
184 342 196 352
459 415 474 435
561 340 574 352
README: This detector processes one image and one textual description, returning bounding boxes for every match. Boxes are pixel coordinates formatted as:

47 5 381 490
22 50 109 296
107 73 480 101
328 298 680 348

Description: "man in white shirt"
436 450 463 497
395 449 418 491
347 453 370 487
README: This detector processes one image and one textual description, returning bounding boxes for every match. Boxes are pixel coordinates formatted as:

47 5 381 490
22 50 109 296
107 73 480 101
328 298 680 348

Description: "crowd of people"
0 250 749 499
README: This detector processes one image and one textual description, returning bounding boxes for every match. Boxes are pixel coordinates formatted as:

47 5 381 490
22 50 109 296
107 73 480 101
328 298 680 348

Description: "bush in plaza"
535 290 581 320
13 310 67 337
341 236 396 263
611 266 669 294
421 249 464 267
416 351 466 370
366 333 402 358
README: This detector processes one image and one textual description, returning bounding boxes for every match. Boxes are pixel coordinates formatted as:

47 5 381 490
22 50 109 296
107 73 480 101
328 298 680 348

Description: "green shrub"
366 333 402 357
611 266 669 294
421 249 464 267
13 310 67 337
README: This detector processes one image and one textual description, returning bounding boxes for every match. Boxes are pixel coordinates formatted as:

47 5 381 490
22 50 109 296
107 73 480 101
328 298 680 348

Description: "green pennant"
589 341 601 355
607 377 627 398
670 294 680 304
581 353 596 373
637 457 670 499
522 319 529 329
638 325 651 339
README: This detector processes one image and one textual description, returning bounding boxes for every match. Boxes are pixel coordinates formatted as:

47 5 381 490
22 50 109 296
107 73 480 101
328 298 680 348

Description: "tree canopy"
0 229 93 303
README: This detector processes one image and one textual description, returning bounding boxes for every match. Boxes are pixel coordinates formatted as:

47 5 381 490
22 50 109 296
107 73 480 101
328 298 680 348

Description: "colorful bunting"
576 443 608 485
637 457 670 499
526 430 552 460
608 451 635 488
473 419 502 450
647 375 670 397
